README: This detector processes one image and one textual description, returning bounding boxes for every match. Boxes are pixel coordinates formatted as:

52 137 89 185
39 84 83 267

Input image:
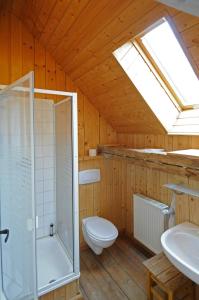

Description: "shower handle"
0 229 9 243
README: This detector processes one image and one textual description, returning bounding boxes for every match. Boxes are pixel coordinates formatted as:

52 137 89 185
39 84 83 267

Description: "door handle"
0 229 9 243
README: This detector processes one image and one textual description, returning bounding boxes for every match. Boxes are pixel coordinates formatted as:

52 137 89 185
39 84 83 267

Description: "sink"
161 222 199 284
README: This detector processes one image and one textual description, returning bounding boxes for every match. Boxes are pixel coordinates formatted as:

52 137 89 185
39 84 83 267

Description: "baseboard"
123 232 154 258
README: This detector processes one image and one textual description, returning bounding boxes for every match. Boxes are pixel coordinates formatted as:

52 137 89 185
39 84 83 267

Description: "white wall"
34 99 56 238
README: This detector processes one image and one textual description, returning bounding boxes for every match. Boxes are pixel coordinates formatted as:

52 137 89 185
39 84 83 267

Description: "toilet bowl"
82 216 118 255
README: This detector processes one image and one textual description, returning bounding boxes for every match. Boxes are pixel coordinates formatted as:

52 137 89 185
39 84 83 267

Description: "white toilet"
82 216 118 255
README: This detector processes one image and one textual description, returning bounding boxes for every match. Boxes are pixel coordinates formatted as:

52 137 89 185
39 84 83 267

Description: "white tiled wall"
34 99 56 239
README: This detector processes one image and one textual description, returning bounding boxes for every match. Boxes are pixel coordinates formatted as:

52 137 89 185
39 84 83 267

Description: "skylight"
113 17 199 134
140 19 199 107
113 42 178 131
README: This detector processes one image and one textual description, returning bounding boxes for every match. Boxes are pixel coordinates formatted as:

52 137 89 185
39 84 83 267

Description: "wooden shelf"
78 155 103 161
98 145 199 181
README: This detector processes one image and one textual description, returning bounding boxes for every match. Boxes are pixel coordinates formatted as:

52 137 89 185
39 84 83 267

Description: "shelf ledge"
164 183 199 198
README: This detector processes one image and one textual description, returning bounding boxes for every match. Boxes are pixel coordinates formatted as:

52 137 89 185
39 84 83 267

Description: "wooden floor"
80 237 148 300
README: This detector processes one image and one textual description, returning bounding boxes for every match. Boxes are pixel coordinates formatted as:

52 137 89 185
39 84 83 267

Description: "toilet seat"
85 216 118 241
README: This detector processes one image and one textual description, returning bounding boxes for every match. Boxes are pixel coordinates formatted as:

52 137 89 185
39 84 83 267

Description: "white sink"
161 222 199 284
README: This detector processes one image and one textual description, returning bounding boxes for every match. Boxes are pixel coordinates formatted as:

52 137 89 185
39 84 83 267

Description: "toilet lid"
85 217 118 240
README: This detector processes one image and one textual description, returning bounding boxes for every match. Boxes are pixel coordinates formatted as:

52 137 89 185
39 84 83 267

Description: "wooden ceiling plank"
18 1 37 34
63 0 159 75
47 0 90 55
181 23 199 48
68 4 166 80
56 0 133 67
52 0 112 63
11 0 25 17
74 56 123 89
39 0 72 45
33 0 57 38
172 11 199 33
0 0 13 13
189 46 199 65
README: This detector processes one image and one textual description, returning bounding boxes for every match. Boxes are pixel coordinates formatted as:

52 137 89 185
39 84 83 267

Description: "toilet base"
82 228 103 255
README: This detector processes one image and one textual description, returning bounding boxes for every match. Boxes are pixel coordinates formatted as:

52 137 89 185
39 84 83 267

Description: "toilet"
82 216 118 255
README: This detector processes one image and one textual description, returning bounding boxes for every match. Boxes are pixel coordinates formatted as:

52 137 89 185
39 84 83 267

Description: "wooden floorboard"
80 237 148 300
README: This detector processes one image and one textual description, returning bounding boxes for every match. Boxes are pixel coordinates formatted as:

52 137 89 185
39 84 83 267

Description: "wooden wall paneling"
99 115 117 145
95 157 125 232
84 98 99 156
55 64 66 102
34 38 46 92
144 135 155 148
159 171 169 205
188 178 199 226
146 168 155 199
22 25 34 75
77 91 85 158
100 158 111 223
39 280 80 300
0 12 10 84
121 159 127 232
117 133 199 151
192 138 199 151
135 165 147 195
10 14 22 82
112 159 122 229
172 135 192 151
79 158 103 247
45 52 56 100
165 173 190 224
125 162 135 236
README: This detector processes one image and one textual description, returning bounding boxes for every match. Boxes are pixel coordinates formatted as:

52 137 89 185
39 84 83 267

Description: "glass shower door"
0 73 37 300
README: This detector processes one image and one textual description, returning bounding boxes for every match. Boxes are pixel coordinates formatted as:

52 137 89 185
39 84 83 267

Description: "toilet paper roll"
89 148 97 157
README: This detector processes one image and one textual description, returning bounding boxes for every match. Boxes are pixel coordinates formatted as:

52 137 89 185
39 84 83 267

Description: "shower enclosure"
0 72 79 300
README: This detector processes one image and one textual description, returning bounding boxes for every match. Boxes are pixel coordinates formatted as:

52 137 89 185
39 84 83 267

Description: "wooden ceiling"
1 0 199 134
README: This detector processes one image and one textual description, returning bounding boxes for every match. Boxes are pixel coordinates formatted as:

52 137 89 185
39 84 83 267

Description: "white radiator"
133 194 169 254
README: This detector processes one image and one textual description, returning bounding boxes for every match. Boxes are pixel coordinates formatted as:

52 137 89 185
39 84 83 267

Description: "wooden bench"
143 253 195 300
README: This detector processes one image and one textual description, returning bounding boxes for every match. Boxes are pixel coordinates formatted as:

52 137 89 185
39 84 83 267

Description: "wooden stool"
143 253 195 300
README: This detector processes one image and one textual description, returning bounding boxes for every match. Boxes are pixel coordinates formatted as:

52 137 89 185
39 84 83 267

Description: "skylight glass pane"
113 44 178 130
141 19 199 106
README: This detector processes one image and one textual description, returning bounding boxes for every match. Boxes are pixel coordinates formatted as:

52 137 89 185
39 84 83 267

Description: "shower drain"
49 279 56 283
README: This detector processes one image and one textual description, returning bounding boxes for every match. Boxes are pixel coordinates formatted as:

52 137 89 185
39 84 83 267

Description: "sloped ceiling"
1 0 199 134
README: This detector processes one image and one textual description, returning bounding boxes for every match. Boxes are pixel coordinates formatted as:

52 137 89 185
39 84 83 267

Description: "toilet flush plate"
79 169 100 184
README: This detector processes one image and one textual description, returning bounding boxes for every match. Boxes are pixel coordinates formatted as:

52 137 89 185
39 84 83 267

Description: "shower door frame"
34 88 80 281
0 72 38 300
0 78 80 295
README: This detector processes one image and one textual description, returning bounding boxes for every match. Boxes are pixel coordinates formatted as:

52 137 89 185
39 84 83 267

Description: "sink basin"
161 222 199 284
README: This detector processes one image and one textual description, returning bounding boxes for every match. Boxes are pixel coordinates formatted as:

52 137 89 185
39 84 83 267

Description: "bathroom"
1 1 199 300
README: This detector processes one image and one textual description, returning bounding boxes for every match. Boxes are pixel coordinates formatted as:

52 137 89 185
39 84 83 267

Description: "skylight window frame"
132 17 198 111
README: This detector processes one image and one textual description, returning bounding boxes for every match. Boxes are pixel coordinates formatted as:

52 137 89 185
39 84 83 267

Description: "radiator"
133 194 169 254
